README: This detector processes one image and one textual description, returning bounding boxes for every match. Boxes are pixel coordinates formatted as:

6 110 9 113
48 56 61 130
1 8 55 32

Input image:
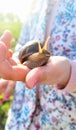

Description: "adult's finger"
0 30 12 49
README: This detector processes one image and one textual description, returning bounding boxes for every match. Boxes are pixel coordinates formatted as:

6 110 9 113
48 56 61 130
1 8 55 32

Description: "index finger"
0 60 30 81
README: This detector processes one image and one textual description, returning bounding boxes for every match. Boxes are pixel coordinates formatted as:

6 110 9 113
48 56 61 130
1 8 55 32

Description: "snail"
19 36 51 69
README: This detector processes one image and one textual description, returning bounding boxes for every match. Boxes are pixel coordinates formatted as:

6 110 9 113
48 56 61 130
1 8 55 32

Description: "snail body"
19 37 51 69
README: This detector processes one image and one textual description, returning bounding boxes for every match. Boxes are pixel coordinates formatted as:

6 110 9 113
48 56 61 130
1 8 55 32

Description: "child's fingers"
4 81 16 100
0 79 8 94
0 30 12 49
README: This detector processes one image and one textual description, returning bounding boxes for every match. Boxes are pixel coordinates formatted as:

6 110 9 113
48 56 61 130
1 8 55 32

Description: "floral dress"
5 0 76 130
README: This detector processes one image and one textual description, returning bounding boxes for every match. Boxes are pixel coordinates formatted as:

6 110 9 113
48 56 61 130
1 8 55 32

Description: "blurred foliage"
0 12 23 130
0 12 23 50
0 96 13 130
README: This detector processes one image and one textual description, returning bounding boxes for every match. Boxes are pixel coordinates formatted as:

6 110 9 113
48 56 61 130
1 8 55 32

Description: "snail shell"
19 37 51 69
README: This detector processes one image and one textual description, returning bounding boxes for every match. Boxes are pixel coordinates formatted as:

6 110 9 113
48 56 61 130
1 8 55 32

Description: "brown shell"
19 40 50 69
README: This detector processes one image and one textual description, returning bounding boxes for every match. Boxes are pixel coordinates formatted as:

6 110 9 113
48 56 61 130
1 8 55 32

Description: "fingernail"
33 80 38 86
4 95 9 100
29 80 38 88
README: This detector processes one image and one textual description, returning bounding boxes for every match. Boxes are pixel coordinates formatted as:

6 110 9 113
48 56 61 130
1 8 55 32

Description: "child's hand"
0 30 30 81
25 56 71 89
0 79 15 104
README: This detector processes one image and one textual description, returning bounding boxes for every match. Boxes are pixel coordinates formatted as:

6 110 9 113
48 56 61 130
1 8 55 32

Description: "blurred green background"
0 12 23 130
0 12 22 50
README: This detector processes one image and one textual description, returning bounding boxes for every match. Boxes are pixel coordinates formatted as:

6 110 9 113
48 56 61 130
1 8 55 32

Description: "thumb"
26 67 44 88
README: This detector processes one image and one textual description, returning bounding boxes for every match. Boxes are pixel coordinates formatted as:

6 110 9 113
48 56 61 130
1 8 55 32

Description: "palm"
0 41 16 79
